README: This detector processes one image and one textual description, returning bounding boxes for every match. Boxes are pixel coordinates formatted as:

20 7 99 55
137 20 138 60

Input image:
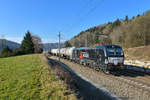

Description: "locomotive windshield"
106 46 124 57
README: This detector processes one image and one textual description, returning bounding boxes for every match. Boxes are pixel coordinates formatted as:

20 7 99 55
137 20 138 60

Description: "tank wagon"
50 45 124 73
51 49 59 56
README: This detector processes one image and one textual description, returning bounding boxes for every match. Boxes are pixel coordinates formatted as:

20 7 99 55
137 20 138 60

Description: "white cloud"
5 37 65 44
42 38 58 43
6 37 23 44
42 38 66 43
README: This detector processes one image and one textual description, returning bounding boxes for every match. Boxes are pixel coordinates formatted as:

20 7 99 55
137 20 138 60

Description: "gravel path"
50 56 150 100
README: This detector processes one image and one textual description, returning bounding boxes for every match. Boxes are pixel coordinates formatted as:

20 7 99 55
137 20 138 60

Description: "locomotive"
50 45 124 73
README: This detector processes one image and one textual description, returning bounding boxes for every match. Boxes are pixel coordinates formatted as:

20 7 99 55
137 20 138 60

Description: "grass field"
0 54 76 100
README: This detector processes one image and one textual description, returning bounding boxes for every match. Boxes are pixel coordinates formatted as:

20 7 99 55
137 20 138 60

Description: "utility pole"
99 33 108 45
144 31 146 46
1 35 6 50
58 32 61 61
85 34 88 47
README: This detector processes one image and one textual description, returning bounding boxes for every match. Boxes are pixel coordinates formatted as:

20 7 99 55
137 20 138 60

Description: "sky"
0 0 150 43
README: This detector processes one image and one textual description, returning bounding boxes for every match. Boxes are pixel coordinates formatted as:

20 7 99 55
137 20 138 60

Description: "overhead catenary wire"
64 0 104 36
58 32 61 61
59 0 93 33
76 0 93 18
59 0 104 45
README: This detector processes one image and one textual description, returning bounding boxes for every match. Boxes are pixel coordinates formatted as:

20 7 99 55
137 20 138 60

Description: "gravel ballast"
50 56 150 100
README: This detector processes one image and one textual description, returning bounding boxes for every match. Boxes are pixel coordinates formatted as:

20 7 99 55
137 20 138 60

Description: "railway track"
118 69 150 85
79 60 150 93
49 55 150 100
46 55 120 100
107 71 150 93
58 55 150 91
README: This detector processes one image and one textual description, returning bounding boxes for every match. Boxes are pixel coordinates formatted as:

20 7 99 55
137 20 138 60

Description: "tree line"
0 31 43 58
68 10 150 48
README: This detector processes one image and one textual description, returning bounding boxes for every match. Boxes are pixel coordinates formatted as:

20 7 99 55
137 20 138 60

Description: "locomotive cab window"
106 46 123 57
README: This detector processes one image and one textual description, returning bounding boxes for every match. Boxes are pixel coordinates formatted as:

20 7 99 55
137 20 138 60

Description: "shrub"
0 46 13 57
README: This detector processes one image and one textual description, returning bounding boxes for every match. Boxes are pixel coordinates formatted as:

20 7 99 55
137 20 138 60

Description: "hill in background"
43 43 63 51
0 39 64 52
124 45 150 61
0 39 20 52
69 10 150 48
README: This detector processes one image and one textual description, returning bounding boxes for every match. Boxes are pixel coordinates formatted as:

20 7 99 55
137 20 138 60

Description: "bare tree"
32 35 43 53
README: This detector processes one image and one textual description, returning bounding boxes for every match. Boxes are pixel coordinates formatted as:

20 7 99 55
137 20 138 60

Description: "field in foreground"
0 54 76 100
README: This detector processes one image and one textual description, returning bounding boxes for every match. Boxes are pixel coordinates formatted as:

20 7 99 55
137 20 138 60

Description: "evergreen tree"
63 41 72 47
132 16 135 20
0 46 13 57
112 19 121 28
94 32 99 44
21 31 34 54
13 47 23 55
115 19 121 26
136 14 140 18
125 15 129 22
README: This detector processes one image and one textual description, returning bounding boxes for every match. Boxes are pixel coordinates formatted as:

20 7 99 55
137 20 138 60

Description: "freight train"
50 45 124 73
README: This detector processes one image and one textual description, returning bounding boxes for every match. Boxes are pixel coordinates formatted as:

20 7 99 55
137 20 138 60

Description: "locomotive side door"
96 49 105 64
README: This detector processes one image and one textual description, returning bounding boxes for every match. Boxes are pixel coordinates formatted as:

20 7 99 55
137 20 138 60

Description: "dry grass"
124 45 150 61
49 62 77 91
40 54 77 100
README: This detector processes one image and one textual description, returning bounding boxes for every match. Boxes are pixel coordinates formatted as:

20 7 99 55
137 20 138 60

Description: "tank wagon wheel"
96 67 101 71
83 62 87 67
99 68 103 72
69 58 72 62
93 66 98 71
97 67 102 72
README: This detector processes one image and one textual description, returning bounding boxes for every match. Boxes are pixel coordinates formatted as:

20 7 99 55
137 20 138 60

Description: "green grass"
0 54 76 100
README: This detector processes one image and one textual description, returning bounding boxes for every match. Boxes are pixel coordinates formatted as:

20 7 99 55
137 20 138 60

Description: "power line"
85 0 104 16
59 0 104 45
58 32 61 61
76 0 93 17
1 35 6 49
64 0 104 35
85 34 88 47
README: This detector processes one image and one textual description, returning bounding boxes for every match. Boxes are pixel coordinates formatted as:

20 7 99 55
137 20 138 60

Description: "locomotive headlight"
105 59 108 64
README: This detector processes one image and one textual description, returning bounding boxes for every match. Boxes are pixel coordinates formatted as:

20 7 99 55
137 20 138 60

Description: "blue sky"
0 0 150 43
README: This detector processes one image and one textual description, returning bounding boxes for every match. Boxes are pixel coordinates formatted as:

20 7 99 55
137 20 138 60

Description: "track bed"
50 56 150 100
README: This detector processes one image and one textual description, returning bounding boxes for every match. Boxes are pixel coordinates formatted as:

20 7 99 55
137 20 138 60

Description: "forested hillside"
0 39 20 52
43 43 63 51
68 11 150 48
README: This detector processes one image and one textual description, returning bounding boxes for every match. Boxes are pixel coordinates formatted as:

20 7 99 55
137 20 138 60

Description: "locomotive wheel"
99 67 103 72
122 65 127 70
103 66 110 74
104 69 110 74
97 67 101 72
